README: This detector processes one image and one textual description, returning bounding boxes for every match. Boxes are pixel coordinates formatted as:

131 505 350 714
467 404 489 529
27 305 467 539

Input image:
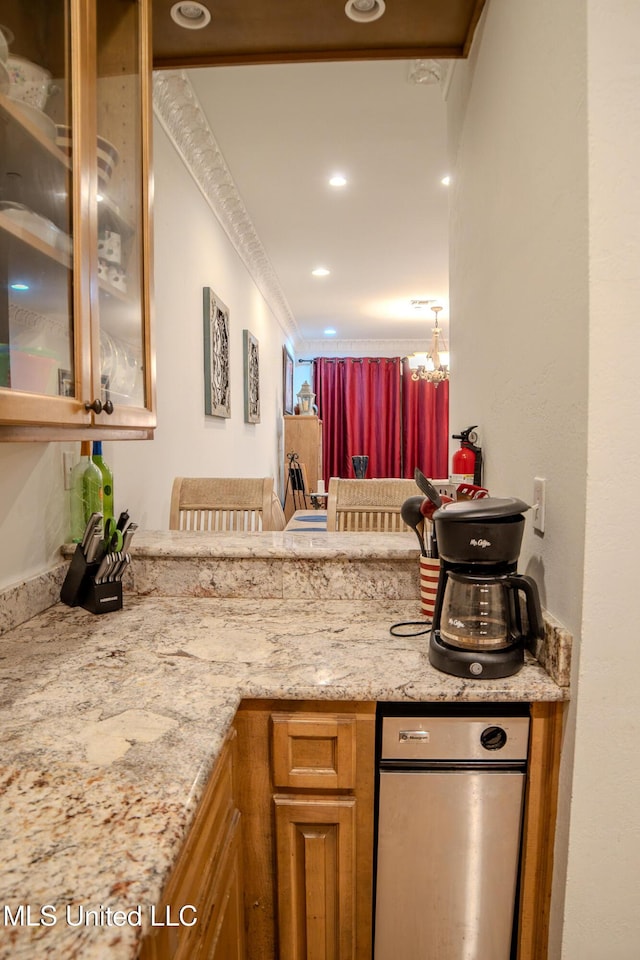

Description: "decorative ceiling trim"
407 58 455 102
299 339 429 358
407 59 443 85
152 70 300 346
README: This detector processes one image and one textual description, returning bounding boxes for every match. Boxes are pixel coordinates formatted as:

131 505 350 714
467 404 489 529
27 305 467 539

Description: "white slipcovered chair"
326 477 423 532
169 477 285 531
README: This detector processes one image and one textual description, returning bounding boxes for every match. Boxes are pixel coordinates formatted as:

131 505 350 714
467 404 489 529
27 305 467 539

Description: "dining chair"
285 458 312 512
169 477 285 531
326 477 424 532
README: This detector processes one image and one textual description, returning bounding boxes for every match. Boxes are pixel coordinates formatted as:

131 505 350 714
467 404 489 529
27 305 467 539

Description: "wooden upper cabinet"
0 0 155 440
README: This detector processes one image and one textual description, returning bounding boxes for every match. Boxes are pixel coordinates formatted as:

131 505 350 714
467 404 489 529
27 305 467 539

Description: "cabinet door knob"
84 399 103 414
103 400 114 415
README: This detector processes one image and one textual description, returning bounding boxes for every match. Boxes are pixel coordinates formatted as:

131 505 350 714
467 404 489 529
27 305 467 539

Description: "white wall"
563 0 640 954
447 0 640 955
0 441 73 590
101 117 291 530
446 0 589 631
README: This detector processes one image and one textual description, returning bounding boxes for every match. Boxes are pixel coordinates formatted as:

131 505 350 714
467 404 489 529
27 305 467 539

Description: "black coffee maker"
429 497 544 679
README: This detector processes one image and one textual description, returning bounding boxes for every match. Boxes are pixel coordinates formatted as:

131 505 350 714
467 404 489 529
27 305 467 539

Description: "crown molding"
152 70 300 347
298 339 428 359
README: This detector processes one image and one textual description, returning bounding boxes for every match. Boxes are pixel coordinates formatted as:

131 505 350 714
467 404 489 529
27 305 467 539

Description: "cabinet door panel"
271 713 356 790
95 0 151 418
0 0 87 424
200 811 246 960
274 796 356 960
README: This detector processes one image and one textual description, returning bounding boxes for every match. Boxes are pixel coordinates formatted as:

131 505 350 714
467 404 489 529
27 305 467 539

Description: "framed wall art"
243 329 260 423
283 345 294 415
203 287 231 418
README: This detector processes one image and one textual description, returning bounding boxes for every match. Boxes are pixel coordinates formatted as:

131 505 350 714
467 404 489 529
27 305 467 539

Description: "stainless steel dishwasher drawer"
374 714 529 960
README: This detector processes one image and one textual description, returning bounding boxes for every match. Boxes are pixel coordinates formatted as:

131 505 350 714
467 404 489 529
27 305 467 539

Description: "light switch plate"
63 451 75 490
532 477 546 533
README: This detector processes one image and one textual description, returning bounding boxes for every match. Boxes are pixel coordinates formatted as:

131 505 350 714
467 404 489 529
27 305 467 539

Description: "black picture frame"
283 345 294 415
203 287 231 418
243 329 260 423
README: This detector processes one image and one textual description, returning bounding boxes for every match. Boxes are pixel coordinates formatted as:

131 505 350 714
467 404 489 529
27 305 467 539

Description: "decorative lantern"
296 380 316 415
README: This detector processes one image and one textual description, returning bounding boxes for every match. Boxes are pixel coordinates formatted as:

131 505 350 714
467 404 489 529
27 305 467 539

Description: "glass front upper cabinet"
0 0 154 438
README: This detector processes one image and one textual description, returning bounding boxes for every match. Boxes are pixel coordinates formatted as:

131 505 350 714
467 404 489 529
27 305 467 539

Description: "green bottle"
70 441 103 542
92 441 114 525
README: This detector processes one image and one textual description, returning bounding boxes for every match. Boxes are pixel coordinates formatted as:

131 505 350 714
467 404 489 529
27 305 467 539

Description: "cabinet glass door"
0 2 75 401
95 0 147 412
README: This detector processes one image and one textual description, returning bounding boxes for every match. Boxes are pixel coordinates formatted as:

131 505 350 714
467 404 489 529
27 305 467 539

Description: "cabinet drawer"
271 712 356 790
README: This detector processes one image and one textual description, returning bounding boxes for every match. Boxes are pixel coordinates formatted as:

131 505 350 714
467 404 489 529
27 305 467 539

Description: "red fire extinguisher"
451 426 483 486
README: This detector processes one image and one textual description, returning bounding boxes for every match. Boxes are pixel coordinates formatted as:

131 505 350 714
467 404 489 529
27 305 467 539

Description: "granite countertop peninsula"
1 531 571 959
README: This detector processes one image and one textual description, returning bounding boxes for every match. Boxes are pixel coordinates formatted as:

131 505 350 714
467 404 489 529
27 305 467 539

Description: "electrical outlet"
532 477 546 534
63 451 75 490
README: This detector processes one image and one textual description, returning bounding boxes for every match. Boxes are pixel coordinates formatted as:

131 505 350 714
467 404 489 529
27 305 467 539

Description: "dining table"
284 509 328 532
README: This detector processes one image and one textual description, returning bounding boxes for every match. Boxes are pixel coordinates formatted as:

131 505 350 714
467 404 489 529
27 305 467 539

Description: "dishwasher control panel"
380 715 530 762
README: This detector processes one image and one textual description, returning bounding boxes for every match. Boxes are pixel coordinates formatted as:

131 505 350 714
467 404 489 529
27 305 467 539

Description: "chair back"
169 477 284 531
287 460 311 512
326 477 423 532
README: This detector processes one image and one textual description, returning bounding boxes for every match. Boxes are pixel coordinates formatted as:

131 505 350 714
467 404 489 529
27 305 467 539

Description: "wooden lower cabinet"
138 729 245 960
138 699 563 960
235 700 376 960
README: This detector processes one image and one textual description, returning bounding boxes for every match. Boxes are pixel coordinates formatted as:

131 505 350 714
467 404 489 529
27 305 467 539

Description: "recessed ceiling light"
324 328 337 336
441 175 451 186
312 267 330 277
345 0 386 23
329 174 347 187
170 2 211 29
10 282 29 291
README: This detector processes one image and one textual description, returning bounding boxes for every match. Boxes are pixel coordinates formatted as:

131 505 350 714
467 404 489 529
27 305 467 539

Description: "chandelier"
408 304 450 385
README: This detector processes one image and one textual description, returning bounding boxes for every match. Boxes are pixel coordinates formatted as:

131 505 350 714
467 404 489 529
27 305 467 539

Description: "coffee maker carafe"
429 497 543 679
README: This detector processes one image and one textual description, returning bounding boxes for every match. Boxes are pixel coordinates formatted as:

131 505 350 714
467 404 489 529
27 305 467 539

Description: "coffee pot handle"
506 575 544 641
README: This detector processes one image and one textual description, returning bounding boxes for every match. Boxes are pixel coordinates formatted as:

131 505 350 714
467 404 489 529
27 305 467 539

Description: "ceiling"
152 1 486 349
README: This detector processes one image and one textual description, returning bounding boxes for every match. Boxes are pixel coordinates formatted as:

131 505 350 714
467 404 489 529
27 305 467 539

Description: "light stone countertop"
62 528 425 559
1 539 570 959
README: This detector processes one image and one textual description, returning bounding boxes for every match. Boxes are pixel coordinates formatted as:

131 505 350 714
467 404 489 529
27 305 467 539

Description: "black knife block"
82 579 123 615
60 545 123 614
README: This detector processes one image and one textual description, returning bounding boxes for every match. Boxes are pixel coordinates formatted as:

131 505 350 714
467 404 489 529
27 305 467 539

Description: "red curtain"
401 357 449 479
313 356 449 481
313 358 402 480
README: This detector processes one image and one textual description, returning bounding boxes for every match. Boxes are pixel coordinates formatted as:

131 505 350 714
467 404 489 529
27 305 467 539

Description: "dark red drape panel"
401 357 449 479
313 358 402 480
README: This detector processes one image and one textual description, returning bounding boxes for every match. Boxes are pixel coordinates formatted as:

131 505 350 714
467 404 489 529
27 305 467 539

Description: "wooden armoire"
283 415 323 520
